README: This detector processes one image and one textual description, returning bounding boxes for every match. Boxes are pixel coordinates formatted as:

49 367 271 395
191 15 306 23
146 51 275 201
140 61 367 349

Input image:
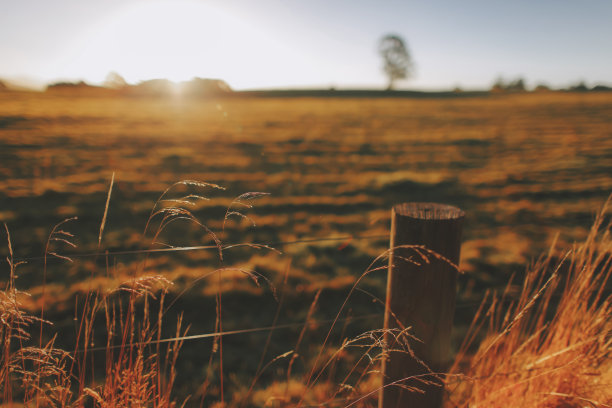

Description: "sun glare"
60 0 299 88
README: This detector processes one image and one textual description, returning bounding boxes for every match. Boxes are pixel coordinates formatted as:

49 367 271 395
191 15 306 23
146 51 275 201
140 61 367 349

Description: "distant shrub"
131 78 177 95
180 78 232 96
128 78 233 97
534 83 552 92
568 81 589 92
47 80 90 88
491 76 526 93
103 71 128 89
592 84 612 92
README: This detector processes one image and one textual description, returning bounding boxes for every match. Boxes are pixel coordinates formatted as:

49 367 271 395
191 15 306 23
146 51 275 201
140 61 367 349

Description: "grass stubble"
1 179 611 407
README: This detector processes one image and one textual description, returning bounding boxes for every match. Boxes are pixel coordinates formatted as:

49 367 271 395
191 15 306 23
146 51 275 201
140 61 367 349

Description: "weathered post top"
394 202 465 220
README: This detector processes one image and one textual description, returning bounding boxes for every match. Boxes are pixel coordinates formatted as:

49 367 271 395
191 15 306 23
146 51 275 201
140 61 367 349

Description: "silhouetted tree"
379 34 413 90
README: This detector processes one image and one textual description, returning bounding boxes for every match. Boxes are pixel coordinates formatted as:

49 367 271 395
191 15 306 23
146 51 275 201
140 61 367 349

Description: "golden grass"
447 200 612 407
1 224 184 407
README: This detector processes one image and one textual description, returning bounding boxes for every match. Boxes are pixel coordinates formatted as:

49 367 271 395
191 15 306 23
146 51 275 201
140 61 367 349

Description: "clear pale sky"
1 0 611 90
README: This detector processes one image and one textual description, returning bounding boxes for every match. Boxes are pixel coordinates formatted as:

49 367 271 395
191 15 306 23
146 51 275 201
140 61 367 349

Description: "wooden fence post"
380 202 464 408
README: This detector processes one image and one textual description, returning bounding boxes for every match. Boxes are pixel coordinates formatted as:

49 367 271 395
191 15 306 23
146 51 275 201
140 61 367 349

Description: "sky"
1 0 611 90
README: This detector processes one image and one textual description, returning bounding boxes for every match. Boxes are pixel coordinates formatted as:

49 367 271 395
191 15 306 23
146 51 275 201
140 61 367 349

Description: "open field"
1 90 611 405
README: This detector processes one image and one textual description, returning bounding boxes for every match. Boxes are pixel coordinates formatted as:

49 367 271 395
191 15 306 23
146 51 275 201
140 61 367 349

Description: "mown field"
1 90 611 405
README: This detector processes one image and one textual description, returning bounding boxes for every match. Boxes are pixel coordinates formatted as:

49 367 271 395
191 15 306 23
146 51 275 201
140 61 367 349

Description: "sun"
60 0 298 88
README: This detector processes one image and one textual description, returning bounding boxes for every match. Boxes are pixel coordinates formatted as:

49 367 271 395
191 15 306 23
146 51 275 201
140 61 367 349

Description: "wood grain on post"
380 203 464 408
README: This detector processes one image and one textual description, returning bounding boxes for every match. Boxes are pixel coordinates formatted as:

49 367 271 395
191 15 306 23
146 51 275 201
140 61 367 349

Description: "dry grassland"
0 90 611 406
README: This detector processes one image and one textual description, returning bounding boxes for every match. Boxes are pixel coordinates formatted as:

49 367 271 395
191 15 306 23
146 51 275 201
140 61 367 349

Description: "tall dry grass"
2 179 610 407
448 200 612 407
0 178 399 408
0 179 299 408
0 180 212 408
1 227 184 408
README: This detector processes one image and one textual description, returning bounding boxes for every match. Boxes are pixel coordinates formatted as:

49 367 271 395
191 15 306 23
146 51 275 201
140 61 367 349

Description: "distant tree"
379 34 413 90
507 77 526 92
181 78 232 96
569 81 589 92
104 72 128 89
47 80 88 88
592 84 612 92
534 83 551 92
491 76 526 92
133 79 176 95
491 77 506 93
